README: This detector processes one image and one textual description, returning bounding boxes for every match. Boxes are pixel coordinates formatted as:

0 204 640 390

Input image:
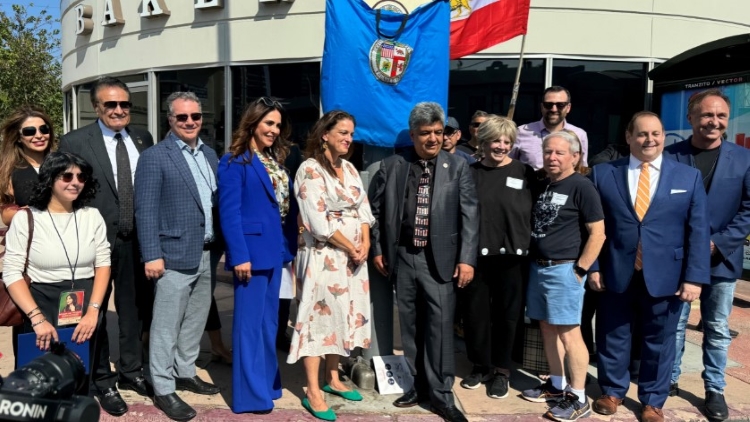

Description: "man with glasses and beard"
59 76 154 415
512 86 589 170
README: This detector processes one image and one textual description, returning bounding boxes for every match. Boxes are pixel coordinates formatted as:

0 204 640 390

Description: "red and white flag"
450 0 531 59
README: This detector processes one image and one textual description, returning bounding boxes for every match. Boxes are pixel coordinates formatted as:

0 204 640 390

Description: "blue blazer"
589 157 710 297
217 151 296 272
665 139 750 279
134 138 220 270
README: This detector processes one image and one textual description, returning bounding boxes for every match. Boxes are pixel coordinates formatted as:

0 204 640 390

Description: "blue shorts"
526 261 586 325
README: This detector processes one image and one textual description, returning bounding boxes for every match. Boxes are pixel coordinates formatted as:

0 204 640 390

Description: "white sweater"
3 207 111 286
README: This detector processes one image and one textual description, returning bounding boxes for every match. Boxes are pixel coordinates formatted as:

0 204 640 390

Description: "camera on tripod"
0 341 100 422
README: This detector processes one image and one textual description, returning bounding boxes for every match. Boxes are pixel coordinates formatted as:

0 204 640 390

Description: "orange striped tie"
634 162 650 270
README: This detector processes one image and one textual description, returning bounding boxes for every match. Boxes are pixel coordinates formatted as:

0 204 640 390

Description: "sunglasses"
100 101 132 110
542 101 569 110
20 125 51 137
59 172 88 183
470 122 482 128
257 97 283 109
172 113 203 122
444 128 456 136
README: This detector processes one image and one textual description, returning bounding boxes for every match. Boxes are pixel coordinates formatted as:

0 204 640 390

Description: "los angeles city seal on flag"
369 40 412 85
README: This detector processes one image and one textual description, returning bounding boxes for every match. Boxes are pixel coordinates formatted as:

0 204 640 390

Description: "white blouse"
3 207 111 286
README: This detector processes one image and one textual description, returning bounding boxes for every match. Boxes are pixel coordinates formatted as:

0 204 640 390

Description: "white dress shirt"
98 120 140 188
627 154 662 207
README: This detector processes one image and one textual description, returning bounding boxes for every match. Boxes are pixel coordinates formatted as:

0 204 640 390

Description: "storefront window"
448 58 546 133
231 63 321 149
552 60 648 157
158 68 225 152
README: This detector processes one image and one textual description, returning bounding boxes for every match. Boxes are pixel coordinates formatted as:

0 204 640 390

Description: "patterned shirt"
253 147 290 218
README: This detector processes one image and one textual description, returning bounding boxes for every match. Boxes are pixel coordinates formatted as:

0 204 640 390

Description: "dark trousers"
461 255 525 371
92 234 153 391
596 271 682 408
395 246 456 408
15 279 96 394
205 296 221 332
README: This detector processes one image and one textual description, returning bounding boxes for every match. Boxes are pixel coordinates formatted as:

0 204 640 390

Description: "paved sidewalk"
3 273 750 421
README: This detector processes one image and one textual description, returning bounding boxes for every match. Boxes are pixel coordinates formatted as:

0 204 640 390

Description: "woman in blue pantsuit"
218 97 296 414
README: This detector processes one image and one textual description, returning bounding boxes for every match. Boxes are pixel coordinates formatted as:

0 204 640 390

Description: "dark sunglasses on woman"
20 125 51 137
59 172 88 183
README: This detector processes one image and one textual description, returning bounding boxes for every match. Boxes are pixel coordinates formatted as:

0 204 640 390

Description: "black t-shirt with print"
531 172 604 260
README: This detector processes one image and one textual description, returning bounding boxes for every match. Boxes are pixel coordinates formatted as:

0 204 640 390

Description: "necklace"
47 209 80 286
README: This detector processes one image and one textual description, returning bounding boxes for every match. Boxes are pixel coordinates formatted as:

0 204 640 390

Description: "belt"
535 259 575 267
203 242 214 251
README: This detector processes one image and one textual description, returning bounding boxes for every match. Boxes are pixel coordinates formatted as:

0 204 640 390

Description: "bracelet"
88 302 101 309
26 306 40 317
31 318 47 328
28 312 42 320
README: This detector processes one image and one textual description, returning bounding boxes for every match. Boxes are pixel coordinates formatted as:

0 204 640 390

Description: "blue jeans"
671 277 736 393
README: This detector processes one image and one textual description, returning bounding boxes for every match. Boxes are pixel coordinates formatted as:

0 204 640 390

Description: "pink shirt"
511 119 589 170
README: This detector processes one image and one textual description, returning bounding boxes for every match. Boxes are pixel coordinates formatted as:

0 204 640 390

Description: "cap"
445 116 460 131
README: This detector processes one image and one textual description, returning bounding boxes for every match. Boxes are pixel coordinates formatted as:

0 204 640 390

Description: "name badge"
58 290 85 326
551 193 568 206
506 177 524 190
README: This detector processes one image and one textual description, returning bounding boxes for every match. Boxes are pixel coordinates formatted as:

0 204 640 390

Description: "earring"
322 142 329 150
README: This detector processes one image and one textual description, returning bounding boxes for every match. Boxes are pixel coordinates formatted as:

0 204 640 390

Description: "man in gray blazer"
134 92 221 421
59 77 154 415
370 102 479 422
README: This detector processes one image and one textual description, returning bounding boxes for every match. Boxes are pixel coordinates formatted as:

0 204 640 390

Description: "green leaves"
0 3 62 137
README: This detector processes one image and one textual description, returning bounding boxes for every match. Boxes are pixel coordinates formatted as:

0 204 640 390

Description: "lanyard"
187 147 215 193
47 209 80 288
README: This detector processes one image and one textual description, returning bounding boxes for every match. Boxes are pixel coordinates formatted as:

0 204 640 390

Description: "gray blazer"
369 149 479 282
59 121 154 249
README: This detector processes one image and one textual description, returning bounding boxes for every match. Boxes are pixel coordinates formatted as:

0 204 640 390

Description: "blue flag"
322 0 450 148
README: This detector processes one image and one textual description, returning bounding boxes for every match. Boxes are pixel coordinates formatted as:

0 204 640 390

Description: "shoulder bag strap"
22 208 33 278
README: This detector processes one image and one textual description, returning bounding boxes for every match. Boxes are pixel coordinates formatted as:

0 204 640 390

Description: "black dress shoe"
393 389 420 408
431 405 468 422
175 376 220 395
154 393 197 421
119 376 154 397
705 391 729 421
97 387 128 416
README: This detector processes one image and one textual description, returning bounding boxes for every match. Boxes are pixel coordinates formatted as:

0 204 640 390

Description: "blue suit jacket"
134 138 220 270
665 139 750 279
589 157 710 297
217 151 296 272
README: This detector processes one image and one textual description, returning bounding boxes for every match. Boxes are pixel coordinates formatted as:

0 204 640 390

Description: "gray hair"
477 115 517 149
166 91 202 115
409 102 444 133
542 131 580 154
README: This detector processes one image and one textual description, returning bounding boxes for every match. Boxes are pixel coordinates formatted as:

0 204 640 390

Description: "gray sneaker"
487 373 509 399
521 380 565 403
545 392 591 422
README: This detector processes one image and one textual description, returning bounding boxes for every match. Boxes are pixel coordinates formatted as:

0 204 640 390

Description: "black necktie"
413 160 430 248
115 132 134 235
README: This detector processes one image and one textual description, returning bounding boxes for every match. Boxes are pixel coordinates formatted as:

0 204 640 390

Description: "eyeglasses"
20 125 51 137
99 101 132 110
171 113 203 122
257 97 283 109
542 101 569 110
444 128 456 136
59 172 88 183
470 122 482 128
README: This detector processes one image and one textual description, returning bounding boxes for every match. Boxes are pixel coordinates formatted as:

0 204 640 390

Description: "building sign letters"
75 0 224 35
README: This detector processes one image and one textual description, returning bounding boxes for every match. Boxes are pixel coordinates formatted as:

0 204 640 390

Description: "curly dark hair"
29 152 98 211
304 110 356 177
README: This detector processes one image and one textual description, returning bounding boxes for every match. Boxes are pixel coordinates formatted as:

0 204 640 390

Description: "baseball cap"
445 116 460 132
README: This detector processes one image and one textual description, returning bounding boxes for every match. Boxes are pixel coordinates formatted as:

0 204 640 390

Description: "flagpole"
507 34 527 121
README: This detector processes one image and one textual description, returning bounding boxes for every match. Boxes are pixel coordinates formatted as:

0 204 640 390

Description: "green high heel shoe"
301 397 336 421
322 384 363 401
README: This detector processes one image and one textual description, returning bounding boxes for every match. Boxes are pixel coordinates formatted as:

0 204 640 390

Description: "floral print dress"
287 158 375 363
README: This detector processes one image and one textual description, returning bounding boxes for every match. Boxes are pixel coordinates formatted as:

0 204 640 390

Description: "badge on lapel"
135 136 143 145
443 163 448 168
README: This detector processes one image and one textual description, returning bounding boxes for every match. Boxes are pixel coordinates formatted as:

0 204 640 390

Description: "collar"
169 132 204 152
628 153 662 171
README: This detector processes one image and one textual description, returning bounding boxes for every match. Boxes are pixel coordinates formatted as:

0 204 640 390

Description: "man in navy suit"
135 92 222 421
589 111 710 422
666 89 750 421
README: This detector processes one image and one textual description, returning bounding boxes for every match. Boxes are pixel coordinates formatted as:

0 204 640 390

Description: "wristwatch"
573 264 588 277
89 302 101 309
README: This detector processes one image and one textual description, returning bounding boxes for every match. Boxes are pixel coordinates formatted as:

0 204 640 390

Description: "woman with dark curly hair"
0 106 54 225
3 152 110 383
218 97 297 414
